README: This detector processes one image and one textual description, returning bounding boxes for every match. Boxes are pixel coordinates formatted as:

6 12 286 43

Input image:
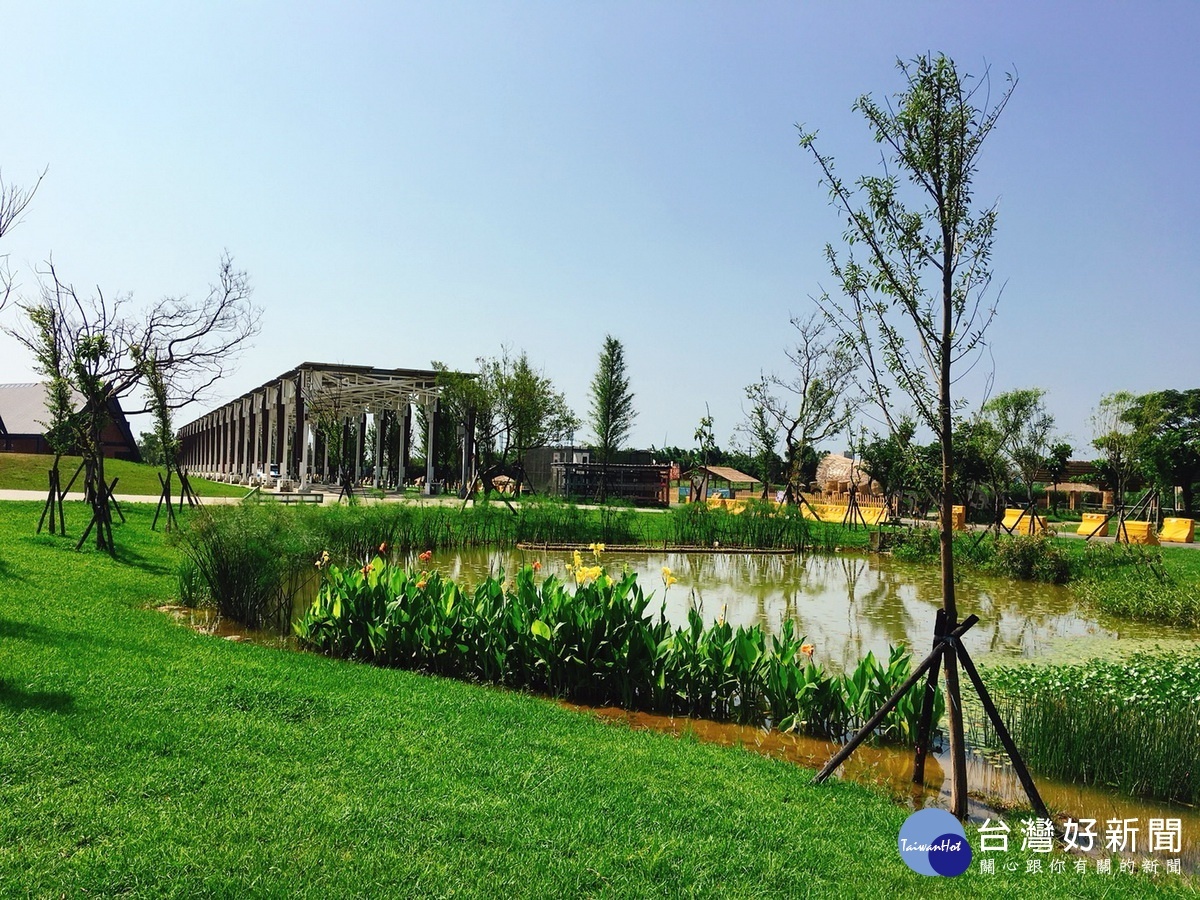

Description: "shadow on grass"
0 679 74 714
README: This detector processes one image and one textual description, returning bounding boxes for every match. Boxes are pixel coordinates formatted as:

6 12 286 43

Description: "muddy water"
407 547 1199 670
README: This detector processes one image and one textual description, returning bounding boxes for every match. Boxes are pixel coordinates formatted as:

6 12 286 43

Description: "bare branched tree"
0 167 46 311
746 311 859 500
7 254 260 552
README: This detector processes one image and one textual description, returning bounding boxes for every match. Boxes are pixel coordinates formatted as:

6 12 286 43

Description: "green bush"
989 535 1071 583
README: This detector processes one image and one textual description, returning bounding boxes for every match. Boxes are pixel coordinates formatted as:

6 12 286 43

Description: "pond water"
411 547 1192 671
411 546 1200 871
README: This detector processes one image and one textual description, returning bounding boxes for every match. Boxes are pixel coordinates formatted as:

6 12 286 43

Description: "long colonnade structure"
177 362 449 493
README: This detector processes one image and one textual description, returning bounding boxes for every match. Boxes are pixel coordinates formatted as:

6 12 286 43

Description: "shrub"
989 535 1071 584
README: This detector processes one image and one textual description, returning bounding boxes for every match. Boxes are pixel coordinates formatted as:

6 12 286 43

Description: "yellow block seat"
1160 517 1195 544
1002 507 1047 535
1117 521 1158 545
951 505 966 531
1078 512 1109 537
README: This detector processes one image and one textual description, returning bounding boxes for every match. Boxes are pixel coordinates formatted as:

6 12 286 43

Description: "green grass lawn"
0 501 1191 897
0 452 248 497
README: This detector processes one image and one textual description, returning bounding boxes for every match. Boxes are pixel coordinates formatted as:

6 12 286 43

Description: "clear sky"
1 2 1197 457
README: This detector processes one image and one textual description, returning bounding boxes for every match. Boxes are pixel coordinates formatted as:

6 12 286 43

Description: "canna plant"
296 553 940 746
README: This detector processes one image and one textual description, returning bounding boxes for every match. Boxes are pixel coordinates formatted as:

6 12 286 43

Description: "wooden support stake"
814 615 979 784
954 639 1050 820
912 608 946 785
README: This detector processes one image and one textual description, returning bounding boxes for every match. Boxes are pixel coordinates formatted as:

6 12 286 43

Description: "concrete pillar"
374 410 385 488
355 412 367 484
424 399 436 494
397 404 408 488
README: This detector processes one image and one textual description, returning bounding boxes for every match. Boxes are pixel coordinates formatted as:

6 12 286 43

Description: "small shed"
682 465 761 500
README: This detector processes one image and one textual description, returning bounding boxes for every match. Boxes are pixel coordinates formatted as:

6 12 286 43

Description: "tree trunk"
941 238 968 820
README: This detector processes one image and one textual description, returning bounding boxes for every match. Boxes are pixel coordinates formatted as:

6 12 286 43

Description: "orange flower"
379 542 389 554
801 643 815 658
361 563 373 577
532 560 542 572
418 550 433 563
416 578 428 590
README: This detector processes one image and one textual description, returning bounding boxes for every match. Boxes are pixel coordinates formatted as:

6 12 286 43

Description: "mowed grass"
0 502 1191 898
0 452 247 497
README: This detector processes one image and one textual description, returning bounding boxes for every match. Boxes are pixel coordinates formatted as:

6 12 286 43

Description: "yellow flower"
589 542 605 558
575 565 603 586
573 549 583 569
661 566 677 588
416 578 428 590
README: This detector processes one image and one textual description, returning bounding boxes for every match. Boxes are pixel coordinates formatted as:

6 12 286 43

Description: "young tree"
983 388 1055 503
1091 391 1144 512
737 402 784 495
10 255 259 552
800 53 1015 818
1123 389 1200 514
746 311 858 501
588 335 637 500
1044 440 1073 514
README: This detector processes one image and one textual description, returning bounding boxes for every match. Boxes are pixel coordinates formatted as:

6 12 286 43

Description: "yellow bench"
1002 507 1047 535
1077 512 1109 537
1160 517 1195 543
951 505 966 531
1117 520 1158 545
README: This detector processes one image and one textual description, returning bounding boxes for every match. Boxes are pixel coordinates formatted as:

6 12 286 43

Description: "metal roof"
0 382 84 435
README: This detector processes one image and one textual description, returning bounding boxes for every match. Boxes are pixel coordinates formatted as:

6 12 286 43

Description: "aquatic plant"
982 654 1200 804
296 556 939 745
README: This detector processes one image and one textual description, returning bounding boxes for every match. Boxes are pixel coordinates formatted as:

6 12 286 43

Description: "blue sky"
1 2 1197 457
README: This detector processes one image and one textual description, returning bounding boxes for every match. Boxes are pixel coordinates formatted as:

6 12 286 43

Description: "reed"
981 655 1200 804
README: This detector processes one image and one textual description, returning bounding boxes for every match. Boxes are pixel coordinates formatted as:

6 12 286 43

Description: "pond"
241 545 1195 869
413 546 1189 671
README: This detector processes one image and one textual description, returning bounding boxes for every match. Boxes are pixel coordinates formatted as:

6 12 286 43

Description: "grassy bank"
0 452 247 497
1 501 1189 896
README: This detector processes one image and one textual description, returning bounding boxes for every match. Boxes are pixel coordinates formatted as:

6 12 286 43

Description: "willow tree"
800 54 1015 818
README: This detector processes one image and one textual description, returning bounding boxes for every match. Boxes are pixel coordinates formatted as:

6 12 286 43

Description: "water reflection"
418 548 1196 672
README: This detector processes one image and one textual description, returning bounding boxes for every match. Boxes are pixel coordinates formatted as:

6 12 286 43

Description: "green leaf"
531 619 551 641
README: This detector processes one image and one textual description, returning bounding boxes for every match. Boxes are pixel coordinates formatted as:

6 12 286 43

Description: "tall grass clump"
988 535 1071 584
668 501 815 551
981 654 1200 804
177 504 316 629
295 553 941 744
1074 569 1200 629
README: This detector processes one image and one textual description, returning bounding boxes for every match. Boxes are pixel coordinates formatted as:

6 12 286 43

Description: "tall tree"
1044 440 1072 514
983 388 1055 502
1123 389 1200 515
800 53 1015 818
588 335 637 464
746 311 858 501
